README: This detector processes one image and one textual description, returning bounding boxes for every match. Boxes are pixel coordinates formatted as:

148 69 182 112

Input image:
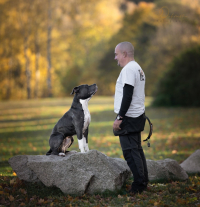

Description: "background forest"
0 0 200 100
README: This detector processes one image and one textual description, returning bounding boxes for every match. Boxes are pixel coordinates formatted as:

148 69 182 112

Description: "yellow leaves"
172 149 177 154
138 1 155 10
154 201 159 206
185 186 197 192
33 147 37 151
28 142 37 151
67 195 73 201
176 198 185 204
149 199 155 204
0 0 9 4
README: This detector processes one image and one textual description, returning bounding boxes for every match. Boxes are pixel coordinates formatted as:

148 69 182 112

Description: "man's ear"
71 86 79 95
123 51 127 58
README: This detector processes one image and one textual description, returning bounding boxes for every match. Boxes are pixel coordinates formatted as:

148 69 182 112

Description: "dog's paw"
84 144 89 152
59 152 65 157
80 149 86 153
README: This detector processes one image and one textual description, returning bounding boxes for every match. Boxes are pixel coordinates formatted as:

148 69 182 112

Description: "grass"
0 96 200 206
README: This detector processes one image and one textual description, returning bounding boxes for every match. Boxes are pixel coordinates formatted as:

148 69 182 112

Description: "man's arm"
118 84 134 118
113 84 134 131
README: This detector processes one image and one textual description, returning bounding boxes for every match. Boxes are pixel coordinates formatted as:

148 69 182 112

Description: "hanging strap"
143 115 153 142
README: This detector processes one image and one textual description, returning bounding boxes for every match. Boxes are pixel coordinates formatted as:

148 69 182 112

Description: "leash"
143 115 153 147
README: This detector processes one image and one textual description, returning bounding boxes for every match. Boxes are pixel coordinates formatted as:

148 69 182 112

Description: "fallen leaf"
19 189 27 195
30 197 35 202
4 187 11 193
8 195 14 202
154 201 159 206
0 198 6 204
10 178 16 185
176 198 186 204
38 198 44 204
172 150 177 154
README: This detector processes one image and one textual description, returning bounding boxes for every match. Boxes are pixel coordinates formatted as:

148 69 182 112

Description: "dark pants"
119 133 149 191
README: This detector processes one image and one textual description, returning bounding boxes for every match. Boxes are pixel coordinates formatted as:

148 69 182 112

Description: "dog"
46 84 98 156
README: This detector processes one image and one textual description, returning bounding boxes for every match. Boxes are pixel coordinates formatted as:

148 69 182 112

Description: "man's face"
114 45 124 67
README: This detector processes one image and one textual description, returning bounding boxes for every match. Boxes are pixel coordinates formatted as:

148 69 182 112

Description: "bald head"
117 42 134 58
114 42 134 67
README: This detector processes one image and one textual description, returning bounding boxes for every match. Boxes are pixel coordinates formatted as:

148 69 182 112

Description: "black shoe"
128 182 147 194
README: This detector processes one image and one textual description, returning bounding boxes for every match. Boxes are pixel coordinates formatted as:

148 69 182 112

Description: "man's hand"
113 119 122 131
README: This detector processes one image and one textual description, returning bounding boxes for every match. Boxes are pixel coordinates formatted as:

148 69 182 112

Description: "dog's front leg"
83 127 89 152
76 130 86 153
78 139 85 153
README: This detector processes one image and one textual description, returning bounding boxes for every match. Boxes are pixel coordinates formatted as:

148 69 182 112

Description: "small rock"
146 159 169 181
146 159 188 181
157 158 188 180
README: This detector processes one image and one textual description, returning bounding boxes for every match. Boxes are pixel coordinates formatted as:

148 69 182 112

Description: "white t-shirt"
114 61 145 118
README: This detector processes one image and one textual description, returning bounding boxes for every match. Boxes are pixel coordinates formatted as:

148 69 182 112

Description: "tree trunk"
6 42 13 100
47 0 52 97
34 32 40 98
24 36 31 99
5 58 12 100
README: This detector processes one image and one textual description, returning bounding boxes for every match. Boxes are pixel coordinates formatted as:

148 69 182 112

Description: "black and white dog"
46 84 98 155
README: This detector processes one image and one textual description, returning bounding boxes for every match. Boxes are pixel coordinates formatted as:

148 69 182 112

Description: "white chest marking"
80 98 91 133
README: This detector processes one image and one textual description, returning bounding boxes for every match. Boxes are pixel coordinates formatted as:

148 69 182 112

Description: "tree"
152 46 200 106
96 0 200 96
97 2 158 95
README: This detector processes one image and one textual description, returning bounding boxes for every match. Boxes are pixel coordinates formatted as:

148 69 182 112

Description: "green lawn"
0 97 200 206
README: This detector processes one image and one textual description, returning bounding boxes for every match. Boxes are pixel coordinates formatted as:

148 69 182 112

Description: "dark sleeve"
118 84 134 117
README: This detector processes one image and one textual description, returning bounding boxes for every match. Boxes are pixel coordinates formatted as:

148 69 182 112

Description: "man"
113 41 148 194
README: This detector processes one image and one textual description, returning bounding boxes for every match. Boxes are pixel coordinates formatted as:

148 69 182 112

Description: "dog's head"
71 84 98 100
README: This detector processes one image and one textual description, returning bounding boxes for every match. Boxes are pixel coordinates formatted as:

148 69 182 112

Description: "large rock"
180 149 200 174
8 150 131 195
9 150 189 195
147 159 188 181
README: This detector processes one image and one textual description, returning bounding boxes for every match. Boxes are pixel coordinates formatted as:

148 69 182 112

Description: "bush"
152 46 200 107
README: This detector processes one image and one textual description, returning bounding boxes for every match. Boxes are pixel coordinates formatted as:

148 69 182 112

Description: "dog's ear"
70 86 79 95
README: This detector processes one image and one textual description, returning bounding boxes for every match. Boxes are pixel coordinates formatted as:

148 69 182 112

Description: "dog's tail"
46 149 52 156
